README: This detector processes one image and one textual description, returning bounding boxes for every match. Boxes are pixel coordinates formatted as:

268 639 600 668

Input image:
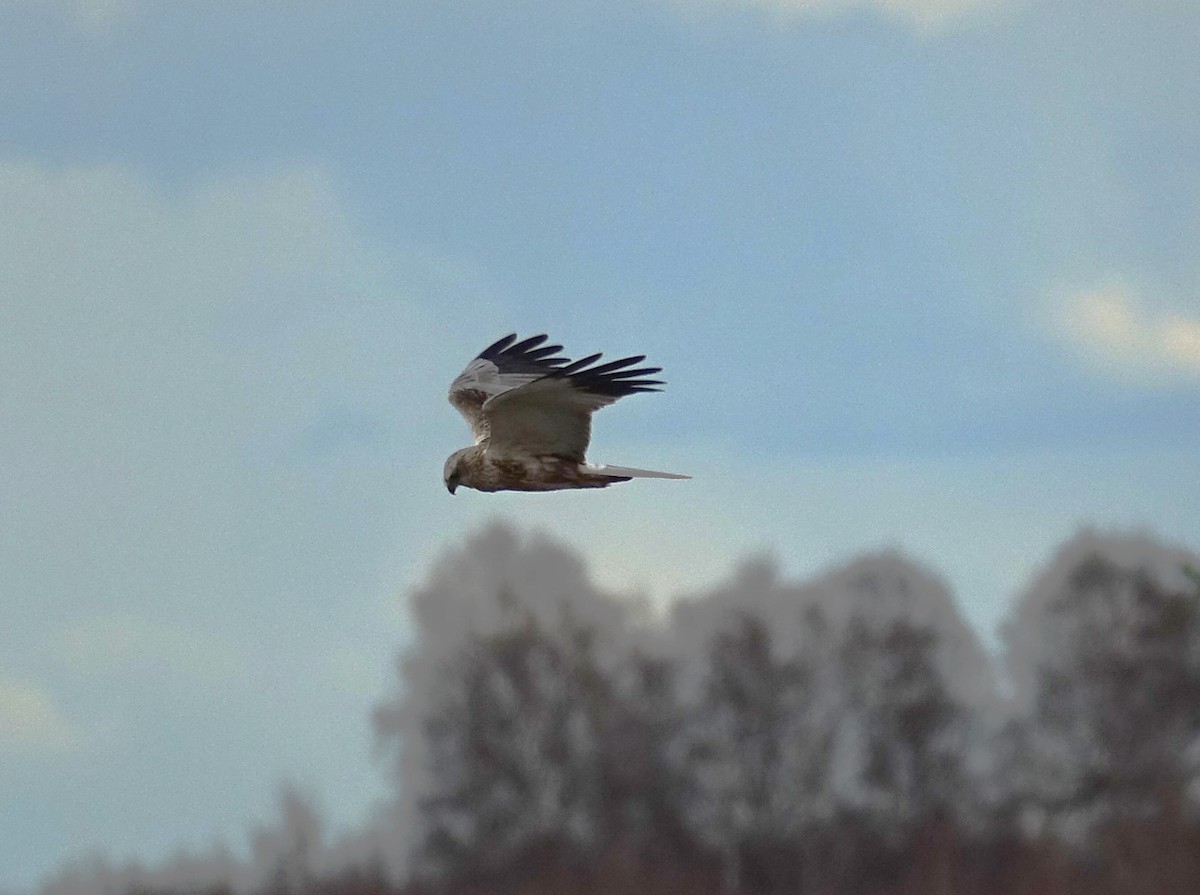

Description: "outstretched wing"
483 346 663 463
448 334 570 442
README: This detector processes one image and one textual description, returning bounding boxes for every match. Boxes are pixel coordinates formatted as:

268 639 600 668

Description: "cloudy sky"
2 0 1198 889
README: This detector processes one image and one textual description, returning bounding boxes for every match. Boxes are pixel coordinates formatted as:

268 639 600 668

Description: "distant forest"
43 524 1200 895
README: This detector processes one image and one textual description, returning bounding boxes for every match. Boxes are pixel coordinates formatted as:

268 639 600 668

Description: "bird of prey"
443 333 690 494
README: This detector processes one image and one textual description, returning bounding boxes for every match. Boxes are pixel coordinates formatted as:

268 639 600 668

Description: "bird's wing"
447 334 570 443
482 347 663 463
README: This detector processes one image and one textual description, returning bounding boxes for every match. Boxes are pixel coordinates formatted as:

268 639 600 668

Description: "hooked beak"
446 482 458 495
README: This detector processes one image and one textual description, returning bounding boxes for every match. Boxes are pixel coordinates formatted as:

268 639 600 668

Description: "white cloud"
655 0 1012 31
1056 283 1200 383
0 676 77 752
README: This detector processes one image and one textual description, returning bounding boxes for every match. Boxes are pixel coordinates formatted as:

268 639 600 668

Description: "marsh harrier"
443 334 689 494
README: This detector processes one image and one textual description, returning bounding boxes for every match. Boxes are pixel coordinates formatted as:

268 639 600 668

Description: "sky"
2 0 1199 889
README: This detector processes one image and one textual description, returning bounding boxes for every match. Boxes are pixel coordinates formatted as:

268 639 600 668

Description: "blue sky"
2 0 1198 889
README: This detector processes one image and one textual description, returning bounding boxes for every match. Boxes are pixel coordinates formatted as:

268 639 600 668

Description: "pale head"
443 449 469 495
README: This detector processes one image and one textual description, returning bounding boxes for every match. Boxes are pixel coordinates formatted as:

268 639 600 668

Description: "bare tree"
1019 555 1200 829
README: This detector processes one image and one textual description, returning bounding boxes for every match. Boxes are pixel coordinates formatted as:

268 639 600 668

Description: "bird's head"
443 450 466 495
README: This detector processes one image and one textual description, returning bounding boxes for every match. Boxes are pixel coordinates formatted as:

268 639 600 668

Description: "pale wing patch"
449 358 545 401
447 342 567 443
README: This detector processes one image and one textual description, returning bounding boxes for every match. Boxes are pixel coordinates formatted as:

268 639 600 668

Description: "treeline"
45 525 1200 895
367 525 1200 895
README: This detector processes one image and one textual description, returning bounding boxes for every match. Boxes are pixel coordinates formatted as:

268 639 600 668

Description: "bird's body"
443 334 689 494
445 446 641 492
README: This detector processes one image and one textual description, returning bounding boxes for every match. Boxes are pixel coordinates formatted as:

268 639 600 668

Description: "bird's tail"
585 464 691 480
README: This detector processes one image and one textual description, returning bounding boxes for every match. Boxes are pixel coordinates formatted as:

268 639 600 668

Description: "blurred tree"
416 604 588 876
1021 555 1200 827
600 650 692 859
253 785 325 895
412 591 687 884
680 610 836 894
837 616 967 831
45 526 1200 895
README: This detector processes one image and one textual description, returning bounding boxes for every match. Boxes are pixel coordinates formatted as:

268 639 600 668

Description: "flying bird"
444 333 690 494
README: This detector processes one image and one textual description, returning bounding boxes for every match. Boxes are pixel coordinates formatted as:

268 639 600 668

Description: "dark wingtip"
479 333 518 358
476 333 570 372
524 344 564 360
472 334 668 397
552 353 666 398
606 366 662 380
509 334 549 354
